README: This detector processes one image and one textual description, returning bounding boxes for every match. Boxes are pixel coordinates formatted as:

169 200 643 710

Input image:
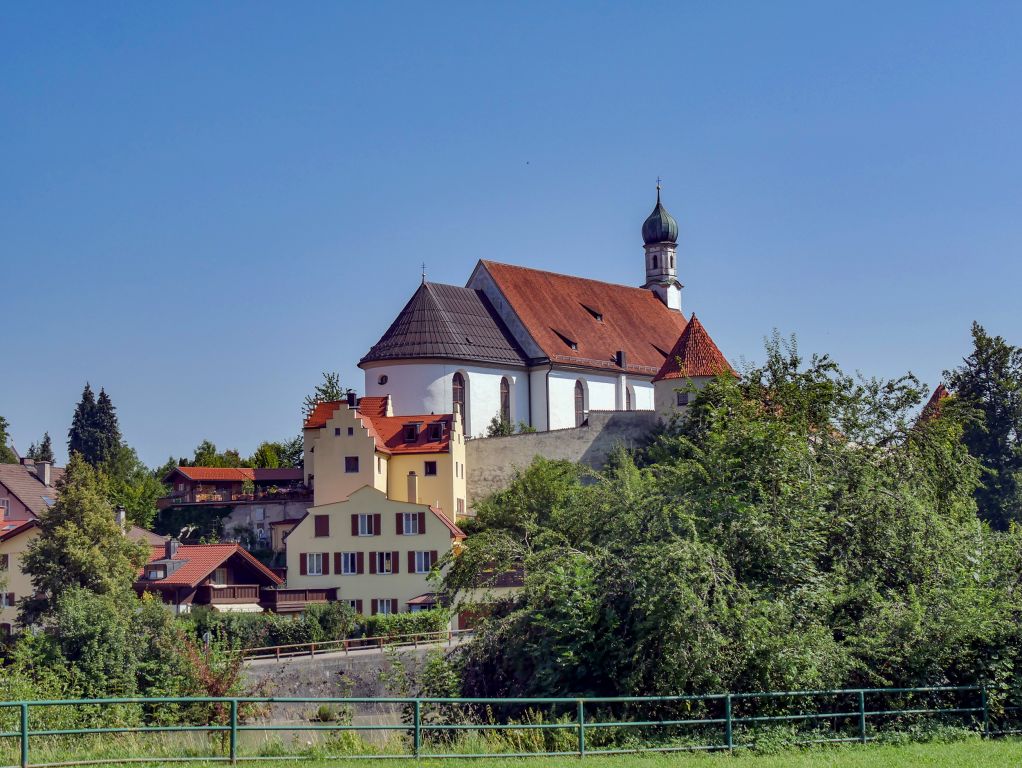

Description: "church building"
360 191 731 435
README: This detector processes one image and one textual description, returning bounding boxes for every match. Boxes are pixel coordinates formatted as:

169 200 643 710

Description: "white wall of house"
363 360 529 438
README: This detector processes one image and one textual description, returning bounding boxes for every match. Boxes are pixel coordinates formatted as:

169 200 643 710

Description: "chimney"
346 390 357 408
37 460 52 488
19 457 34 466
115 505 126 530
407 472 419 504
165 539 179 560
616 350 627 368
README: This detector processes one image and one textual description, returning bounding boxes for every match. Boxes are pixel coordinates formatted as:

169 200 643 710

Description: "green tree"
303 371 345 418
447 335 1005 699
945 322 1022 529
19 453 148 625
26 432 55 463
67 383 121 466
188 440 245 468
0 416 18 463
249 442 281 468
102 444 168 529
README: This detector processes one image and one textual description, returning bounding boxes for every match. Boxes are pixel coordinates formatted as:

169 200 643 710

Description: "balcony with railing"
157 486 312 510
259 587 337 612
194 584 262 605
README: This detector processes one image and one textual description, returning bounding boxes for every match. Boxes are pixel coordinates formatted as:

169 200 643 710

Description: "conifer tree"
67 383 98 462
303 371 345 418
93 388 122 465
0 416 19 464
945 322 1022 529
27 432 55 463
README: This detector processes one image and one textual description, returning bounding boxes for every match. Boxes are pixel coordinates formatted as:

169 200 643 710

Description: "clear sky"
2 2 1021 467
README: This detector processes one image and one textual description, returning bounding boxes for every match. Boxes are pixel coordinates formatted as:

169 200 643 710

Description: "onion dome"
641 187 678 245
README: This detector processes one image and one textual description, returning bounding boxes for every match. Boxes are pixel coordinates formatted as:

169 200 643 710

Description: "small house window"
429 422 444 441
147 567 164 580
341 552 358 575
402 512 420 535
211 568 228 585
376 551 393 574
375 598 396 615
378 374 388 385
307 553 324 576
347 427 354 436
377 456 382 473
414 551 434 573
424 461 437 476
357 514 375 536
404 424 420 442
457 498 465 517
676 391 690 406
335 428 341 436
345 456 359 473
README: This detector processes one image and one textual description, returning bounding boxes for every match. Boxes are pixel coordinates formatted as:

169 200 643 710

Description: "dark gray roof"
360 282 529 367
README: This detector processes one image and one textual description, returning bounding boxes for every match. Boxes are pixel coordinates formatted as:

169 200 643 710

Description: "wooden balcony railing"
259 587 337 610
195 584 261 604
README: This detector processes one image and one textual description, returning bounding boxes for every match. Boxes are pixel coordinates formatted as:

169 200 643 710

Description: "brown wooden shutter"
322 553 330 575
392 550 399 574
315 515 329 537
334 553 342 574
390 598 398 614
408 551 416 573
371 598 378 615
418 511 426 533
430 550 438 569
369 552 377 574
299 553 307 575
373 513 381 535
396 513 403 535
351 514 359 536
356 552 364 574
355 599 363 614
5 593 13 606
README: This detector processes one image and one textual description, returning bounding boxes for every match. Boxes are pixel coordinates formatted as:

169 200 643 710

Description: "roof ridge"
480 259 662 295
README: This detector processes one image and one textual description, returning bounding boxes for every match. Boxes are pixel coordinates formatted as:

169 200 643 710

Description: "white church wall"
529 368 549 431
363 361 529 438
547 370 619 430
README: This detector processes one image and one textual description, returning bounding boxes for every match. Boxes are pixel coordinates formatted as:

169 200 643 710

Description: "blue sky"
2 2 1021 467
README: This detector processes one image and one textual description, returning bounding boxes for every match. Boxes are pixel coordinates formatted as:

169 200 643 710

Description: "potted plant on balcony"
241 478 255 501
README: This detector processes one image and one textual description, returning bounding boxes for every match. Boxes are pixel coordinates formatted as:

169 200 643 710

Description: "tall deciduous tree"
303 371 345 418
20 453 148 625
0 416 18 463
945 322 1022 530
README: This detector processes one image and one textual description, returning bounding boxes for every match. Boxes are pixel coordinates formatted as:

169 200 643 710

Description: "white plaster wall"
547 370 618 430
529 368 550 431
632 380 655 410
363 361 529 438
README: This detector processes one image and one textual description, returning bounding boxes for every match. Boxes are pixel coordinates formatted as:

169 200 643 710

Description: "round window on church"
378 375 389 385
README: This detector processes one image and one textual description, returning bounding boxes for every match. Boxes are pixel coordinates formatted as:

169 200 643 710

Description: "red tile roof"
652 315 735 382
919 384 950 423
165 467 303 483
304 400 344 430
139 543 283 587
357 396 389 418
362 414 454 455
480 261 687 375
430 505 466 539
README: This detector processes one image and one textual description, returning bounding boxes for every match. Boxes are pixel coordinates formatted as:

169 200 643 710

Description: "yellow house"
0 521 36 634
284 485 465 614
0 519 164 634
303 394 468 521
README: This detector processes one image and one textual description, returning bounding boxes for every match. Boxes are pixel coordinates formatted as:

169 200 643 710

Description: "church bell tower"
641 185 682 311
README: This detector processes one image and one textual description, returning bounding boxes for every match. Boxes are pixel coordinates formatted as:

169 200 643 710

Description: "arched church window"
500 377 511 423
625 387 632 411
574 380 585 427
452 373 465 420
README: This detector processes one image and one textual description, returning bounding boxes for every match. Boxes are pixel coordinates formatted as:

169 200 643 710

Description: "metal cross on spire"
656 176 662 202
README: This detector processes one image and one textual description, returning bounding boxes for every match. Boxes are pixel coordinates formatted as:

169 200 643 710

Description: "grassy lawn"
64 738 1021 768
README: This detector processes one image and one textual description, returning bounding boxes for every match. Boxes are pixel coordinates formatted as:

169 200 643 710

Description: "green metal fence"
0 685 1017 767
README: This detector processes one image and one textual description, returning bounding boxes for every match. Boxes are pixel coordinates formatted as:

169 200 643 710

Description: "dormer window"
552 329 578 351
403 423 421 443
147 566 166 580
429 422 444 441
581 304 603 322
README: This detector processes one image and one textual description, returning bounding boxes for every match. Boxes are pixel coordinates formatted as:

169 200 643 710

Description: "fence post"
229 699 238 765
858 690 866 744
724 694 733 751
577 699 585 757
310 643 316 658
20 702 29 768
981 685 989 738
413 699 422 758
